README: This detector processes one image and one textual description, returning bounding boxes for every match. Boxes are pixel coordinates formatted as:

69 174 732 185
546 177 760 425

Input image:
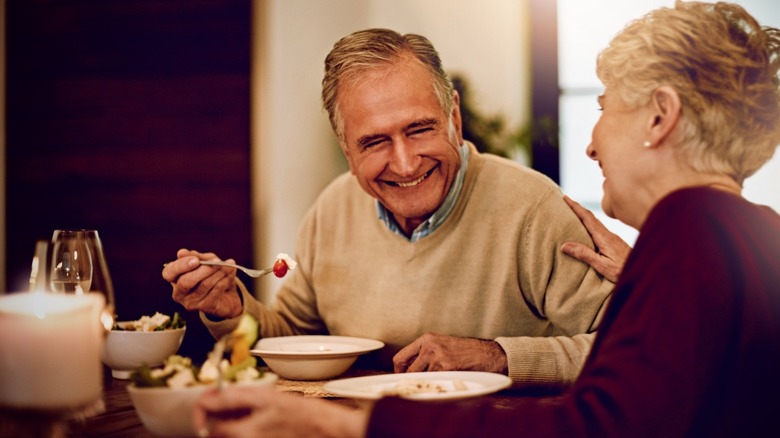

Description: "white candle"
0 292 105 410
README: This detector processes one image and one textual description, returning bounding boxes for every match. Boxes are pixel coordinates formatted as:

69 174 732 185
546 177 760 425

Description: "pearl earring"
643 140 652 148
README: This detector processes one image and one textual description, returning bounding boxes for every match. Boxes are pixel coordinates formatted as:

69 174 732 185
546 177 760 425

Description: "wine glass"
83 230 116 331
50 229 117 332
50 230 93 295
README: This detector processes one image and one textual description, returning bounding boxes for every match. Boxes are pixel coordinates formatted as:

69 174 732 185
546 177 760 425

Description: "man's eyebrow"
355 118 439 147
408 118 438 130
357 133 386 148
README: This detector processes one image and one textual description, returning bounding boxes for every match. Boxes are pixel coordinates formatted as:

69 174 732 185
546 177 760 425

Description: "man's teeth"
397 173 426 188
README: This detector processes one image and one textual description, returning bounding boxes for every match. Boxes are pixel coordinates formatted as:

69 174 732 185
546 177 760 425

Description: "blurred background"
2 0 778 359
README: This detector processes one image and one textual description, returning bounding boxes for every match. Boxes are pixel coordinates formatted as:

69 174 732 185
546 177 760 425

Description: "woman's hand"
193 385 368 438
560 196 632 283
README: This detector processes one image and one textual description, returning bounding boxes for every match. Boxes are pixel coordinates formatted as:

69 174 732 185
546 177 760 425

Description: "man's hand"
162 248 243 319
393 333 508 374
560 195 632 283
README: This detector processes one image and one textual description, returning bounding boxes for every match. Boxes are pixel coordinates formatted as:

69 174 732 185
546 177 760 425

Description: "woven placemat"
274 378 334 397
272 369 385 398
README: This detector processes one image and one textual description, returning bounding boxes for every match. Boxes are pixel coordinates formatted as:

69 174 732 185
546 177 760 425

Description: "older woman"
193 2 780 436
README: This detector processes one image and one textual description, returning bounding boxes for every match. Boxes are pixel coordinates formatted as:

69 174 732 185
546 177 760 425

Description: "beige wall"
252 0 531 301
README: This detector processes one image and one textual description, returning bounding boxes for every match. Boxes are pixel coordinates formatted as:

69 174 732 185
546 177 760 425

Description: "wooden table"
49 370 560 437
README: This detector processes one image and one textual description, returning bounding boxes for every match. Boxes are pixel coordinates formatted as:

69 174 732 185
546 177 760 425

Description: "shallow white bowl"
251 335 384 381
128 372 278 437
101 325 186 379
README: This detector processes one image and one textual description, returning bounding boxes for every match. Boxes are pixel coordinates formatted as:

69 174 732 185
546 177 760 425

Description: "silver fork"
198 261 273 278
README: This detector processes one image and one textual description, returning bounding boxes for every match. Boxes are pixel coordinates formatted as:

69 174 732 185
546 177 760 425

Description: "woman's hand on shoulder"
560 196 631 283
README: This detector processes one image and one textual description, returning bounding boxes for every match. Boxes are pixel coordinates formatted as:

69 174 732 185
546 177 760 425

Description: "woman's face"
586 89 654 226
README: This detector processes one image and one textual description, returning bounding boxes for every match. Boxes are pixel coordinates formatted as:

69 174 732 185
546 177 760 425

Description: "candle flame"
100 310 115 332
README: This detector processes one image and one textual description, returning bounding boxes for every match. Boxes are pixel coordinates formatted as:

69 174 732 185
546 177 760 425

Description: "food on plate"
380 378 468 396
272 253 298 278
130 314 262 388
112 311 186 331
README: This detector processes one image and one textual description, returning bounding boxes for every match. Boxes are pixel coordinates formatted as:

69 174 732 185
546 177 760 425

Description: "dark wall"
5 0 253 360
529 0 560 183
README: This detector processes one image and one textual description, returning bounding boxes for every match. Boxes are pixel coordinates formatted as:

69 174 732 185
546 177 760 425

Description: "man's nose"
389 139 419 175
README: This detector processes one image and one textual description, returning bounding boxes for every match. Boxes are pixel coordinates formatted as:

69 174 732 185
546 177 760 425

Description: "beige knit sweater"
204 144 614 387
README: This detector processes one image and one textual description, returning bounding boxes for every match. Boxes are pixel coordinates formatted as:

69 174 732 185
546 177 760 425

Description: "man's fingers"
403 356 429 373
392 351 415 373
393 338 425 373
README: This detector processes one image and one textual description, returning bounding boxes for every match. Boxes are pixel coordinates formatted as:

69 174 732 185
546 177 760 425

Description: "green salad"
112 311 186 331
130 314 261 388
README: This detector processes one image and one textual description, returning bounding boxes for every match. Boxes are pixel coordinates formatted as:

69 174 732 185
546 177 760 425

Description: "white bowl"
101 325 186 379
128 373 278 437
251 335 384 381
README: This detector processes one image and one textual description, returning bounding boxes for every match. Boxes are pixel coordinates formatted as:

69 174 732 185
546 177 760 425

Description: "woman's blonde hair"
597 1 780 184
321 28 454 143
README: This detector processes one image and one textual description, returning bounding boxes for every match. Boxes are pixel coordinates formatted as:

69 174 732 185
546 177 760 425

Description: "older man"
163 28 613 386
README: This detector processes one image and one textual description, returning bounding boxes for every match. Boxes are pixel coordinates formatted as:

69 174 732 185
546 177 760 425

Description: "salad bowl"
128 372 277 437
102 313 186 379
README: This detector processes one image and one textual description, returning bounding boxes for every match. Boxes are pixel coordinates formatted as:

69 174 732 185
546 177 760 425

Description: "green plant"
451 73 557 162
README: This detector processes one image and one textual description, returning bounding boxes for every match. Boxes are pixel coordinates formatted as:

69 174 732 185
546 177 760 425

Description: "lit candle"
0 292 105 410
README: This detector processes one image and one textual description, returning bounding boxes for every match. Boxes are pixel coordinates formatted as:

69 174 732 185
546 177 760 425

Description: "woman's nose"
586 143 597 160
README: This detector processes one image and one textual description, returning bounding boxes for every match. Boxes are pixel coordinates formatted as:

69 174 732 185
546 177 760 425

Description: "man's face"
337 57 463 235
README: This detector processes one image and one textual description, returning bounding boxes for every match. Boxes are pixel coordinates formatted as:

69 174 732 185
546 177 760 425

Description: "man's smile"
389 167 435 188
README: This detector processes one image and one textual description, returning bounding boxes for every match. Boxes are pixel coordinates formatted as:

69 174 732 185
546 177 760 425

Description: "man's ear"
450 90 464 145
647 85 681 147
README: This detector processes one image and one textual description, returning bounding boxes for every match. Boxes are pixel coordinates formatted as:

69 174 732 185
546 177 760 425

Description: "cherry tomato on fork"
273 259 289 278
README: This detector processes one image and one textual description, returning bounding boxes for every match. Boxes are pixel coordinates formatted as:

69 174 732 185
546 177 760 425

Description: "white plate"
250 335 384 359
323 371 512 401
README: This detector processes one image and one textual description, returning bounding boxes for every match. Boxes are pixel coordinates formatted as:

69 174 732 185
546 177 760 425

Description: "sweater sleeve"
499 188 613 386
495 332 594 386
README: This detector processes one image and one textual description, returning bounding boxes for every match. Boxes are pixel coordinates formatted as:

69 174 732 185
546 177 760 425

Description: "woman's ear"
647 85 681 147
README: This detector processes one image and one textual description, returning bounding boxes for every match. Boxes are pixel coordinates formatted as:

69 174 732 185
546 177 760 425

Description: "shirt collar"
376 142 470 242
